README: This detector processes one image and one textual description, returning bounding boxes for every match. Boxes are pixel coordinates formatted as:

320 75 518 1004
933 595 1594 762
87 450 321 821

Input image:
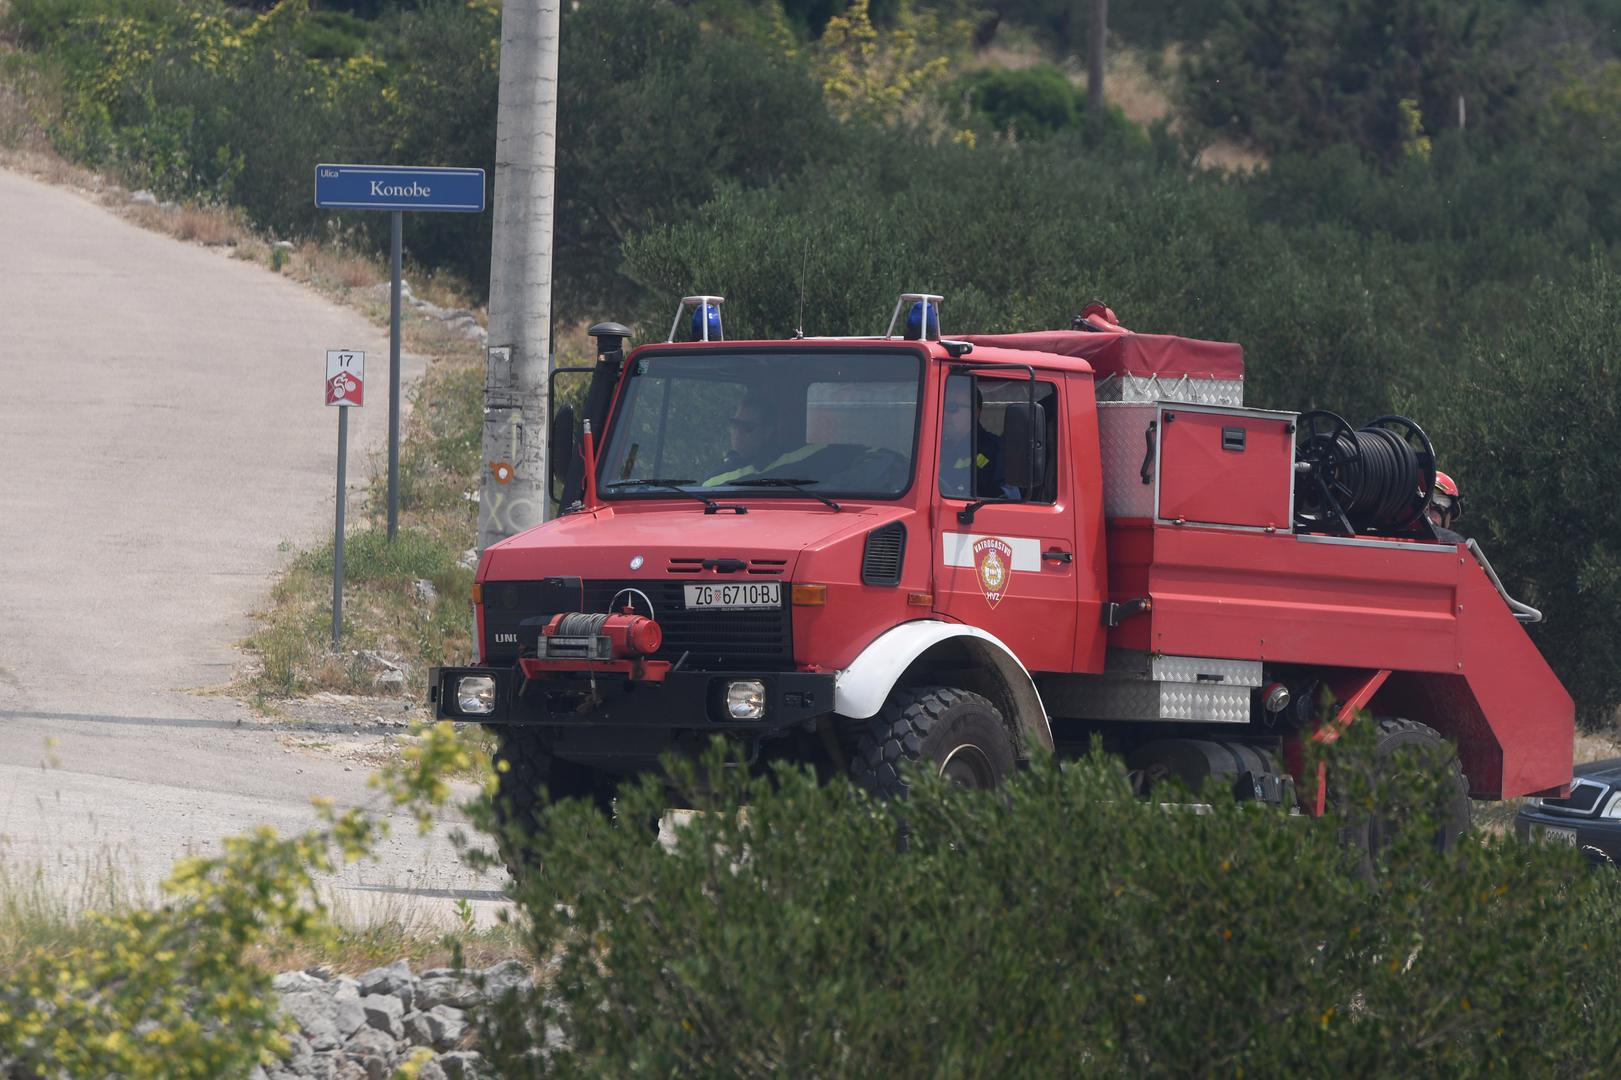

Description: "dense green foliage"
479 738 1621 1075
1182 0 1511 163
1436 262 1621 725
624 132 1545 422
554 0 833 314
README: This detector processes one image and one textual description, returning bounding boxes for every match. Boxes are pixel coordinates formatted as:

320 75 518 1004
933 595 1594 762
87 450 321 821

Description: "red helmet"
1431 470 1463 523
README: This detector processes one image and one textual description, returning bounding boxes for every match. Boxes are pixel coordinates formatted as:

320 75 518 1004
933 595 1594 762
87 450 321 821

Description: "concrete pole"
1087 0 1107 118
480 0 562 552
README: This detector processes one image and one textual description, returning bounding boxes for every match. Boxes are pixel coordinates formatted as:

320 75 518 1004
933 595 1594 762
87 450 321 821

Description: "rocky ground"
261 959 537 1080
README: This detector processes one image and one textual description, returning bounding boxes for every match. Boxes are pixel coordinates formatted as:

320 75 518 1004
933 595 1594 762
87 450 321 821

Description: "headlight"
456 675 497 715
725 679 766 720
1601 793 1621 819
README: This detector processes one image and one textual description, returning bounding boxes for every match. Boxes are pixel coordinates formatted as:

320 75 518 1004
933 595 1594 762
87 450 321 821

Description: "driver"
940 381 1020 501
704 393 825 486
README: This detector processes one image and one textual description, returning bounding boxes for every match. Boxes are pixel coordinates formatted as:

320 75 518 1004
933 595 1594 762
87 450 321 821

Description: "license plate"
1538 824 1578 847
683 582 780 610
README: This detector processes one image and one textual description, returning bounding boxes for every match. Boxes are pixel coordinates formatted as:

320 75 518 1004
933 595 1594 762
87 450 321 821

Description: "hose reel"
1294 411 1436 535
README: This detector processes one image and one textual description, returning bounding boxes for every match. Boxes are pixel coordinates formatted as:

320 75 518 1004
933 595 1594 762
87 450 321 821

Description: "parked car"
1515 759 1621 865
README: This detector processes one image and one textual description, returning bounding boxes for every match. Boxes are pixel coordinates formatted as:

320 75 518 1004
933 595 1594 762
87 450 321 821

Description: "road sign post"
326 349 365 648
314 164 486 542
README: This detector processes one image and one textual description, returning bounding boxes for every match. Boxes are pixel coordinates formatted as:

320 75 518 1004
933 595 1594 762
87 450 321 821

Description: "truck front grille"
583 580 794 671
481 578 795 670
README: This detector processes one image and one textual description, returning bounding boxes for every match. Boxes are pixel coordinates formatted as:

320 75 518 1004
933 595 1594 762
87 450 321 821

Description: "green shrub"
953 64 1077 140
480 737 1621 1075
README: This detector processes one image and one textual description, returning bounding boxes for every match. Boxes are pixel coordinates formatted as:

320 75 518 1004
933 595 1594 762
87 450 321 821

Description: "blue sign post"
315 163 487 541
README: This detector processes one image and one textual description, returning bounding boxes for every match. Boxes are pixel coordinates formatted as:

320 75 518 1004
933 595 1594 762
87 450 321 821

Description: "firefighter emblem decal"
973 537 1013 608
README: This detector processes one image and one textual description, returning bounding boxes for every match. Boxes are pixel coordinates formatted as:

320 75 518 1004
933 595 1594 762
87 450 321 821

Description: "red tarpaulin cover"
963 331 1245 382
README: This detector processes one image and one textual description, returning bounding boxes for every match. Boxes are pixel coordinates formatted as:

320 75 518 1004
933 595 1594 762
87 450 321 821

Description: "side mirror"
1000 401 1047 491
549 404 577 485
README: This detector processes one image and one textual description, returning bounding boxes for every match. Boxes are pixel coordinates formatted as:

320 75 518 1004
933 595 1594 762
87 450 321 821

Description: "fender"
834 620 1054 752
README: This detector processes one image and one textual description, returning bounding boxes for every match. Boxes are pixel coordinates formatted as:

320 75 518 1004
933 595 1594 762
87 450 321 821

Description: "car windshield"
599 349 922 499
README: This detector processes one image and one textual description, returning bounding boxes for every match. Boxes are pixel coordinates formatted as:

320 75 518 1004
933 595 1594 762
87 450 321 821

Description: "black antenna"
794 236 811 339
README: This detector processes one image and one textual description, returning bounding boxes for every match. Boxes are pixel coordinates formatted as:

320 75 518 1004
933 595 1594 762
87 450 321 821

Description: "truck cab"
432 293 1572 851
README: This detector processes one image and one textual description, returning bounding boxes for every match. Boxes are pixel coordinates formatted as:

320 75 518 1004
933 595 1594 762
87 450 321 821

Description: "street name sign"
314 161 486 540
326 349 364 407
313 164 485 213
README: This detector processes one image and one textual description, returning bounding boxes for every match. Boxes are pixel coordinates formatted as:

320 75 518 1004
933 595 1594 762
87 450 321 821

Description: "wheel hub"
938 743 997 789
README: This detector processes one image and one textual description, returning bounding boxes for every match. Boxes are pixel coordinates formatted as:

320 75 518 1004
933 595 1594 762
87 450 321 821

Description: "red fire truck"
431 293 1572 846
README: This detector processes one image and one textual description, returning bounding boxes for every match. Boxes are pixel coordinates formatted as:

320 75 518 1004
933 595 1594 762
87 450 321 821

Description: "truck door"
934 371 1077 673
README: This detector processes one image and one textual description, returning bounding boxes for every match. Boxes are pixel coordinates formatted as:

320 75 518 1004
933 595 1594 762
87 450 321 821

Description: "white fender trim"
834 620 1053 751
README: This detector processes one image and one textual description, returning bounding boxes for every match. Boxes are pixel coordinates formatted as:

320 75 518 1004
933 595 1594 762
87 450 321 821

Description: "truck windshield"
599 349 922 499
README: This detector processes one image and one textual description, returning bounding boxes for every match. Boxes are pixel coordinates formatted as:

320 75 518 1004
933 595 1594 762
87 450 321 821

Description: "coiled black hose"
1343 427 1421 526
1295 411 1435 533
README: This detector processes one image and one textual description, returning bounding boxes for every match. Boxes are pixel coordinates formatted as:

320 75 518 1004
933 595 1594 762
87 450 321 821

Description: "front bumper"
1514 807 1621 866
430 664 837 734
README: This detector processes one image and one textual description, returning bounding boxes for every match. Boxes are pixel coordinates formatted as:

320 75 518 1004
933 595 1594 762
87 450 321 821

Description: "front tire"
849 686 1017 797
490 727 604 873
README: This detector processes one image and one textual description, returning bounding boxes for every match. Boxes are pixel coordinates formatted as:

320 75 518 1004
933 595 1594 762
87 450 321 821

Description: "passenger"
1427 470 1467 544
940 382 1020 501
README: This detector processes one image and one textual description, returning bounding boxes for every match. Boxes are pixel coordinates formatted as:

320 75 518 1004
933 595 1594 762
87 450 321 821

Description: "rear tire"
1341 717 1471 874
849 686 1017 797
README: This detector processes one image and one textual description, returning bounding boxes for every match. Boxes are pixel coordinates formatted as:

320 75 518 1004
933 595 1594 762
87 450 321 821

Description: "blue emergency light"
905 300 939 341
691 303 724 342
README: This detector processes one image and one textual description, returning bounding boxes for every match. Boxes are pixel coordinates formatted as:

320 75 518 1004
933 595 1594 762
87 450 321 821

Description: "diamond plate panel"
1053 680 1251 724
1096 374 1245 407
1098 403 1158 519
1158 683 1251 723
1102 650 1264 687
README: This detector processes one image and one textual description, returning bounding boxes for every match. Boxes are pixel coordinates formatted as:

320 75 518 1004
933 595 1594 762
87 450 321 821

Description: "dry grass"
0 850 524 983
298 238 384 291
120 198 250 247
170 203 248 246
243 916 524 978
1101 45 1174 128
1574 726 1621 764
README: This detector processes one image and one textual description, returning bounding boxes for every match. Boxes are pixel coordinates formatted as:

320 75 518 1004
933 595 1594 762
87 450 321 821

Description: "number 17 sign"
326 349 365 407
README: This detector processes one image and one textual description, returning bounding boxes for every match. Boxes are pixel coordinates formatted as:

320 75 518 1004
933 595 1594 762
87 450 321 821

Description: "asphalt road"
0 168 503 922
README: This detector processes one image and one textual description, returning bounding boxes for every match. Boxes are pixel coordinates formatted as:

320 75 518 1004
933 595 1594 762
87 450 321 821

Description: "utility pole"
1087 0 1107 118
480 0 562 553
